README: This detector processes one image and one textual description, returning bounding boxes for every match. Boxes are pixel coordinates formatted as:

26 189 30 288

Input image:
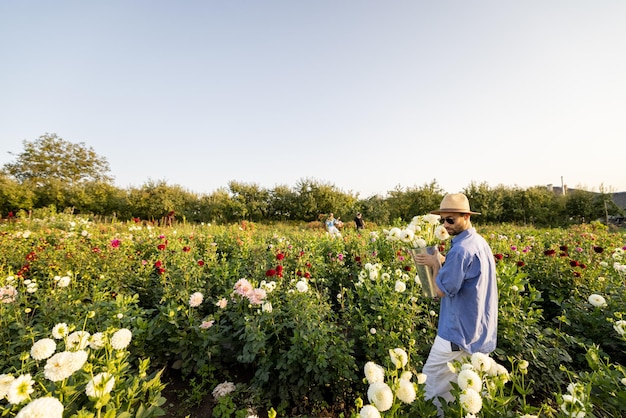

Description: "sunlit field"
1 211 625 418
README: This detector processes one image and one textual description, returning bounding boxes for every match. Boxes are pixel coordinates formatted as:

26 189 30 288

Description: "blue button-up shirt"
436 227 498 354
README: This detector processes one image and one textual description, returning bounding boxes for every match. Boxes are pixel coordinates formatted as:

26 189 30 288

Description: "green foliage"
0 317 166 417
3 133 112 185
0 173 34 214
1 214 625 417
2 138 624 225
355 348 439 417
385 180 444 223
214 276 359 414
210 383 261 418
578 345 626 416
126 180 198 221
227 181 270 221
343 260 437 365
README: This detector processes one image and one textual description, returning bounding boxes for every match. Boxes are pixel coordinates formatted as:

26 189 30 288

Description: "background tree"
356 195 391 226
126 180 195 222
1 134 624 225
564 189 620 224
0 173 35 216
267 184 298 221
464 182 503 223
70 182 129 220
33 178 70 210
2 133 116 216
386 180 445 223
592 186 622 224
565 190 597 224
497 186 526 224
4 133 113 185
519 186 562 226
292 178 357 222
403 181 445 220
228 181 270 222
199 187 240 224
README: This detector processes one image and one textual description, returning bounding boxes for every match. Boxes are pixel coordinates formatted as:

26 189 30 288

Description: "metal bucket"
408 246 438 298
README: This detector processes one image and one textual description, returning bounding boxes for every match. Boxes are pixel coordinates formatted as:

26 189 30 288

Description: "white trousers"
328 227 341 238
423 335 469 410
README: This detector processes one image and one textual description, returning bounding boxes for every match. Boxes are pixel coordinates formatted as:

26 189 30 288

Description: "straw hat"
430 193 480 215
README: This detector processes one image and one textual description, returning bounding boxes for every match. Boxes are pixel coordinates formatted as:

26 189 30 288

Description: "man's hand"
413 250 445 298
413 252 443 268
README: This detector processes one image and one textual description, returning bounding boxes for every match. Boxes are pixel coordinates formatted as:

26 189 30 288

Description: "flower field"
1 211 625 417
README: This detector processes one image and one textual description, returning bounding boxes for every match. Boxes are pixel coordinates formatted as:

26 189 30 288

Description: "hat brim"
430 209 481 215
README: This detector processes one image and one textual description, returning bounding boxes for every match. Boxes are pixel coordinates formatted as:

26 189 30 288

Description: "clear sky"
1 1 625 198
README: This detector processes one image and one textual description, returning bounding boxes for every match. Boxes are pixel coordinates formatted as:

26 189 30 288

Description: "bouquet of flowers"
383 214 450 249
384 214 450 298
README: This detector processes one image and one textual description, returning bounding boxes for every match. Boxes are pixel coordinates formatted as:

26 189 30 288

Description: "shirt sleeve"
436 249 467 296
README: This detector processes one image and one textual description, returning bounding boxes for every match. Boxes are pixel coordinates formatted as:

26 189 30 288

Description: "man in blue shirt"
414 193 498 412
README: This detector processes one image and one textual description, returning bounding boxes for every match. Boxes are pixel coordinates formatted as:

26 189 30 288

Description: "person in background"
413 193 498 414
325 213 342 238
354 212 365 230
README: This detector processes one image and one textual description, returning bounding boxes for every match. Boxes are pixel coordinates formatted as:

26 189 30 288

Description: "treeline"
0 175 622 227
1 134 622 227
